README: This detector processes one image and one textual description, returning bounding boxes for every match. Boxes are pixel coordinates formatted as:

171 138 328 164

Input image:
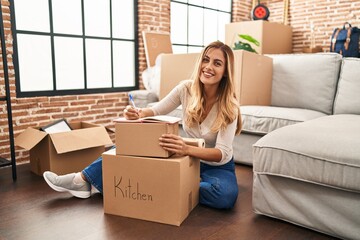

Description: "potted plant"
233 34 260 53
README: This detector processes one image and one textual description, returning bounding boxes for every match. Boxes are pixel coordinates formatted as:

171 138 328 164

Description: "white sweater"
151 80 237 166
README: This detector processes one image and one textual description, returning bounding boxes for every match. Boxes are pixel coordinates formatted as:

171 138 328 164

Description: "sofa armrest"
128 90 159 108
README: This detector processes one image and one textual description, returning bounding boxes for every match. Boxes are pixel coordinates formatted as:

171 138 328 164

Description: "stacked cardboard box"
225 20 293 55
102 121 200 226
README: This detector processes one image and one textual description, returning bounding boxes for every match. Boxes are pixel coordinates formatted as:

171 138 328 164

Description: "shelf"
0 0 17 181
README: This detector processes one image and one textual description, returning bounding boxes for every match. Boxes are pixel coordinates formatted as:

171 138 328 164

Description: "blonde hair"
185 41 242 135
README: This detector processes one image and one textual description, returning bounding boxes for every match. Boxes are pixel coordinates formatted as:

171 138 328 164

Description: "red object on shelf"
252 3 270 20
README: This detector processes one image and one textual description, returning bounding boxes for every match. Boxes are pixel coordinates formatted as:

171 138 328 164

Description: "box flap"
15 127 48 150
49 126 113 154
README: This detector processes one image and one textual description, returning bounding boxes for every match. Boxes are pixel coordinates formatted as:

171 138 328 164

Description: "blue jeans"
199 159 238 209
83 147 238 209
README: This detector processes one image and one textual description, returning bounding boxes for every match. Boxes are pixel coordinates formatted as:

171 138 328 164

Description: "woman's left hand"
159 134 189 156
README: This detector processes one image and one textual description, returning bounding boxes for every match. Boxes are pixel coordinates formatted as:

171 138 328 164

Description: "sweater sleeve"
215 117 238 164
150 80 189 115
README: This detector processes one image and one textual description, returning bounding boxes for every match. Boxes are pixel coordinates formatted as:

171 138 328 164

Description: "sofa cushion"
141 55 162 97
129 90 159 108
333 58 360 115
240 106 326 135
253 114 360 193
269 53 342 115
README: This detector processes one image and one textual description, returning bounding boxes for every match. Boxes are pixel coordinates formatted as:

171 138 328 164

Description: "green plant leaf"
233 40 258 54
238 34 260 46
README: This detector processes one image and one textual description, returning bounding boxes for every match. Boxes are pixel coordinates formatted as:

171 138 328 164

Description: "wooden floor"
0 163 339 240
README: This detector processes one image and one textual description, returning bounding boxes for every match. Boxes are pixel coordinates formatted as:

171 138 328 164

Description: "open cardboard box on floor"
102 148 200 226
15 121 113 176
115 121 179 158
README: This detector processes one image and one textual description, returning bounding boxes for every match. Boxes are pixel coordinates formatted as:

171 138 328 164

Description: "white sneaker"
43 171 91 199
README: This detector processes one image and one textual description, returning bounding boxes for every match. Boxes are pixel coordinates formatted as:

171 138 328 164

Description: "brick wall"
232 0 360 52
0 0 359 164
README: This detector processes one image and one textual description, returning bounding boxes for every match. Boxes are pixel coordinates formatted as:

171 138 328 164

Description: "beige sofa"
249 54 360 240
131 53 360 240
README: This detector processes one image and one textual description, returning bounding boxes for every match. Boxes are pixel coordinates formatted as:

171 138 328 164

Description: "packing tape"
183 137 205 148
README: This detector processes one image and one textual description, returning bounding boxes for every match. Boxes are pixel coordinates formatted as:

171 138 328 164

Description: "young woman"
43 40 242 209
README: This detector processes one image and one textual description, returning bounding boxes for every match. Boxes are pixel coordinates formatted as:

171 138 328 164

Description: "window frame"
170 0 233 53
10 0 139 98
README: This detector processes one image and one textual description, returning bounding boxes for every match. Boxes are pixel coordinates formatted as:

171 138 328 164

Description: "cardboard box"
142 31 173 67
302 46 323 53
159 53 200 100
233 50 273 106
115 122 179 158
15 121 113 175
225 20 292 54
157 48 272 106
102 149 200 226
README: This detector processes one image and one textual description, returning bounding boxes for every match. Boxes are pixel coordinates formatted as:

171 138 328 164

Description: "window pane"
112 0 134 39
218 0 232 12
188 6 203 46
14 0 50 32
218 12 231 43
113 41 135 87
188 0 203 6
204 9 218 46
17 34 53 91
52 0 82 35
85 39 112 88
171 2 187 45
203 0 217 9
54 37 85 90
172 45 188 54
84 0 110 37
188 46 203 53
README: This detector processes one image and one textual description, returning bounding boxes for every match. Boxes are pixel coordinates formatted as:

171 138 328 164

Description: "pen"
128 93 137 109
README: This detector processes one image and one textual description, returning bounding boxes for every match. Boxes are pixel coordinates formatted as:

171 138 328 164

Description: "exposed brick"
69 99 96 106
40 102 69 108
16 97 49 104
78 94 103 100
105 107 124 113
91 103 114 109
83 109 105 115
13 123 39 134
51 113 79 119
31 108 62 115
68 116 94 122
50 96 78 102
63 106 89 113
96 99 119 105
18 116 51 124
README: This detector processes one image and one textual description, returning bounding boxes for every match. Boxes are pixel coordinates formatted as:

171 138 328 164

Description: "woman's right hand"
123 105 141 120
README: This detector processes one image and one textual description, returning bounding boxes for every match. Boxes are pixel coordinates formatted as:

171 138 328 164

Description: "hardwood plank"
0 164 339 240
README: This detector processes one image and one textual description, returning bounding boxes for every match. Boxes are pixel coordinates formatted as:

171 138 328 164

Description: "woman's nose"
204 62 212 69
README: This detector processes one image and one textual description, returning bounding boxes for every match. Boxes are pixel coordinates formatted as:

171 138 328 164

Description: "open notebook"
113 115 181 124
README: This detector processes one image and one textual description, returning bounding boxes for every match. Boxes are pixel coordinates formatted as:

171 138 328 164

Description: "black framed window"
10 0 138 97
170 0 232 53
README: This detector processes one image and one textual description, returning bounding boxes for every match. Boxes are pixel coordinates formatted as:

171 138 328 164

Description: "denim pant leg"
199 158 238 209
82 146 116 193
